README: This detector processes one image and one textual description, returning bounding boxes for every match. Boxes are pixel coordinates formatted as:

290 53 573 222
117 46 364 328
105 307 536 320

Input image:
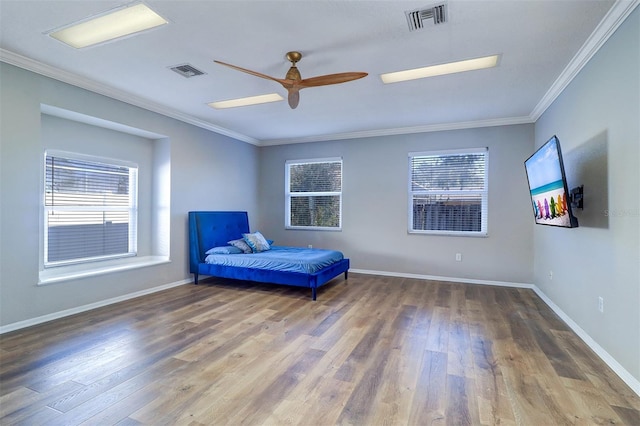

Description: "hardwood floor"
1 274 638 425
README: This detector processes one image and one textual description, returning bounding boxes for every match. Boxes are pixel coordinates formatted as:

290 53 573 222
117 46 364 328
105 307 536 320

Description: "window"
44 151 138 267
409 148 488 235
285 158 342 230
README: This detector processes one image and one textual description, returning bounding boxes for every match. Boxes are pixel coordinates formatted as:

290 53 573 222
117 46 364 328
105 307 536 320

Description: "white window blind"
285 158 342 230
44 152 138 267
409 148 488 235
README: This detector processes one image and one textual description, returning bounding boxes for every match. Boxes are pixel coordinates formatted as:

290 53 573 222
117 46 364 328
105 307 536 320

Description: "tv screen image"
524 135 578 228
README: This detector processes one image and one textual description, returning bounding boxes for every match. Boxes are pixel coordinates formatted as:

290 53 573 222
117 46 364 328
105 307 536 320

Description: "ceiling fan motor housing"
286 51 302 64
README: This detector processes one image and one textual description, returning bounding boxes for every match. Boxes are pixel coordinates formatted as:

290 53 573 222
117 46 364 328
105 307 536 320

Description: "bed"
188 211 349 300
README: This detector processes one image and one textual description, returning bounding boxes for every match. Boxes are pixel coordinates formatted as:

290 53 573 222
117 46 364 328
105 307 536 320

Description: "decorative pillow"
227 238 253 254
242 231 271 253
205 245 243 255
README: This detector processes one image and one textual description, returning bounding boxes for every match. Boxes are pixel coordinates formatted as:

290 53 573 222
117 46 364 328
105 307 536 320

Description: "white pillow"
227 238 253 254
242 231 271 253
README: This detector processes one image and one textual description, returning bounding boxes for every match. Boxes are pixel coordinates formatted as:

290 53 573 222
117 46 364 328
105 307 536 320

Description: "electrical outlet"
549 270 553 280
308 244 313 249
598 297 604 313
455 253 462 262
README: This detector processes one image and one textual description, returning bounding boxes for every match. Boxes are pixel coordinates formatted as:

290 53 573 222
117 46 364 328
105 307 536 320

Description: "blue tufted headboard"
188 211 250 274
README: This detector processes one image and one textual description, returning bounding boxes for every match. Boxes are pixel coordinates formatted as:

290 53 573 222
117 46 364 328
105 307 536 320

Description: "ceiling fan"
214 51 368 109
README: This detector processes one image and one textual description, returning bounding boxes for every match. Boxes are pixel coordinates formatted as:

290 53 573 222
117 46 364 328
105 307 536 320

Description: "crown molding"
2 46 532 147
0 48 260 145
530 0 640 121
260 116 534 146
2 0 636 147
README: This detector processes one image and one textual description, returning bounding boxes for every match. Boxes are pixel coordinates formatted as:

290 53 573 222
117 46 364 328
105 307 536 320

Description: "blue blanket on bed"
204 246 344 274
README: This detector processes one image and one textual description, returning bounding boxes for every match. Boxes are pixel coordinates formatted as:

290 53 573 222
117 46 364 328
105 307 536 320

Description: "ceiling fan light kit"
214 51 368 109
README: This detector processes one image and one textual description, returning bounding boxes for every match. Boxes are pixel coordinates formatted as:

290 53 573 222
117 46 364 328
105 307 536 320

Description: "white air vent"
170 64 206 78
405 3 447 31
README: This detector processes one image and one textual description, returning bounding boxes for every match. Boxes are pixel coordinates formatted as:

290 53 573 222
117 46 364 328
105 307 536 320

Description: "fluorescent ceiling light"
48 3 168 49
208 93 284 109
380 55 500 84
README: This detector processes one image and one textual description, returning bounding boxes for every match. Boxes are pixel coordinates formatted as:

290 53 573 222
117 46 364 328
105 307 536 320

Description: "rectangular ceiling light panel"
48 3 168 49
208 93 284 109
381 55 500 84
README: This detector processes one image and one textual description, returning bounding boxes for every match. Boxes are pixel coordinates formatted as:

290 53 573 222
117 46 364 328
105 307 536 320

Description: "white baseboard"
350 268 639 396
349 268 534 289
0 278 192 334
531 285 640 397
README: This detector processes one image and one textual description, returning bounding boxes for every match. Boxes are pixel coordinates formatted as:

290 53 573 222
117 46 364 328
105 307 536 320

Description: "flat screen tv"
524 135 579 228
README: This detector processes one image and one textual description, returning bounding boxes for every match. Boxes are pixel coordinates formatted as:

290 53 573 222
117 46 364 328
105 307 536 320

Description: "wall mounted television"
524 135 579 228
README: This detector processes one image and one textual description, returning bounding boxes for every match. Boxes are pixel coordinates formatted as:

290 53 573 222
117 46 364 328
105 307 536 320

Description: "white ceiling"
0 0 636 145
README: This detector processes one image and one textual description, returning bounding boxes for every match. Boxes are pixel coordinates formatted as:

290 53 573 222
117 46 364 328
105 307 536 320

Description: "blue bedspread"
204 246 344 274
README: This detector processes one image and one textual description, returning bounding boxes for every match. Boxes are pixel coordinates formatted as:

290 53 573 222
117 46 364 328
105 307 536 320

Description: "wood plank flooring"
1 274 638 425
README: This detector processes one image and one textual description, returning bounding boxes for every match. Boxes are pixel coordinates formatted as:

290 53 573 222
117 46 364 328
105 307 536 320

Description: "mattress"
204 246 344 275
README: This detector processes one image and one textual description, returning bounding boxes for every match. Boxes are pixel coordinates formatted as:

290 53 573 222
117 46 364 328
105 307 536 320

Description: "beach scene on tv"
525 139 573 227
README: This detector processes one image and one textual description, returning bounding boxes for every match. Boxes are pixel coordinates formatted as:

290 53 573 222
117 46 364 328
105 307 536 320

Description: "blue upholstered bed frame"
188 211 349 300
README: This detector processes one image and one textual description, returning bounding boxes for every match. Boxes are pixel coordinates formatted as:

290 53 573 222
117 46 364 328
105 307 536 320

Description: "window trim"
408 147 488 236
43 149 139 268
285 157 343 231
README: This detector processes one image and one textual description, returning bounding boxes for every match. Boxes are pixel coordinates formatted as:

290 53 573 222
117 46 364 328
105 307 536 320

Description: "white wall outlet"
455 253 462 262
598 297 604 313
308 244 313 249
549 270 553 280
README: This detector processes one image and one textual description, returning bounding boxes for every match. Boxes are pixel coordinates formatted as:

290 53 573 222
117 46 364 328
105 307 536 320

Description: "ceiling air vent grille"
406 3 447 31
170 64 206 78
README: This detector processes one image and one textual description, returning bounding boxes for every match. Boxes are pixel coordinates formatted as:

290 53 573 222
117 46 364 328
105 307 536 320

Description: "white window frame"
285 157 343 231
43 150 139 268
408 148 488 236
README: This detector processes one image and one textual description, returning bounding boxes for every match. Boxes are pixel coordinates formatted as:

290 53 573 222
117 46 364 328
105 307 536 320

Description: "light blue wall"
0 62 259 326
534 7 639 382
257 124 535 285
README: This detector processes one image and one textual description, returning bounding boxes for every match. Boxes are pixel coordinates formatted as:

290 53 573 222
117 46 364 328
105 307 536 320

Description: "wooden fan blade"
214 60 290 85
299 72 368 88
288 89 300 109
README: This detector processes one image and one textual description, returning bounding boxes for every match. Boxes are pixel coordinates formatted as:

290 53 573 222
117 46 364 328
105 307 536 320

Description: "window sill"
409 230 488 237
38 255 170 286
285 226 342 232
